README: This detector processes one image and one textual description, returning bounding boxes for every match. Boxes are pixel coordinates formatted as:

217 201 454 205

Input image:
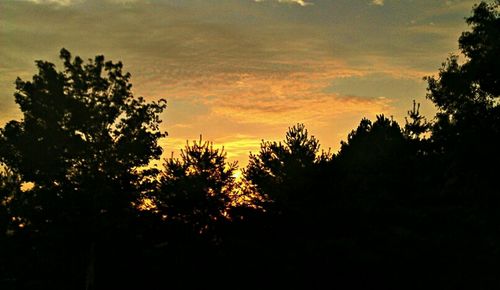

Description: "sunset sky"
0 0 477 165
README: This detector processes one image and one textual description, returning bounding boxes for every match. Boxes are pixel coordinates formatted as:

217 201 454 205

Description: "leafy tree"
335 115 412 205
156 137 238 235
337 115 407 167
0 49 166 289
425 1 500 143
426 1 499 115
424 1 500 202
245 124 330 212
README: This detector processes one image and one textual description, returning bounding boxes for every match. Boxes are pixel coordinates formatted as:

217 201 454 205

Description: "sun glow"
232 169 243 181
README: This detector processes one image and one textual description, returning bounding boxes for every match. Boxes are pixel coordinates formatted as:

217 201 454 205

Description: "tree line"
1 1 499 289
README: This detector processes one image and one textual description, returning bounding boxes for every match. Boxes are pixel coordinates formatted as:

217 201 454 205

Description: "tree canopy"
156 137 237 234
0 49 166 289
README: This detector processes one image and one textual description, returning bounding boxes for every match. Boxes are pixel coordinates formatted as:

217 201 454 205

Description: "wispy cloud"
254 0 313 6
371 0 384 6
21 0 80 5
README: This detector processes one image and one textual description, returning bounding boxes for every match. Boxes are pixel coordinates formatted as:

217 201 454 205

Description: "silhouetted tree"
156 137 238 236
404 101 431 141
0 166 25 288
426 1 499 116
0 49 166 289
0 166 20 235
424 0 500 203
334 115 413 208
425 0 500 145
337 115 408 170
245 124 330 213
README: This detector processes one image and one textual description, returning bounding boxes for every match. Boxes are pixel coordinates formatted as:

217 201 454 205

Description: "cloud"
191 67 390 126
371 0 384 6
21 0 80 5
254 0 313 6
0 0 478 164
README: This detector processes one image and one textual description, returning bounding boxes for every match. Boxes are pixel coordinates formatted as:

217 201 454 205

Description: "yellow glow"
137 198 157 211
232 169 243 180
21 182 34 192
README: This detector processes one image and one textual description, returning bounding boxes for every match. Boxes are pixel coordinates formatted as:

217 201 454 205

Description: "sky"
0 0 478 165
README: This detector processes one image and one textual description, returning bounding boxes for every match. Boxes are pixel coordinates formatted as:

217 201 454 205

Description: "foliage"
0 49 166 219
0 166 22 235
0 49 166 289
424 1 500 200
425 1 499 118
245 124 330 211
156 137 238 234
338 115 406 160
404 101 431 140
335 115 413 204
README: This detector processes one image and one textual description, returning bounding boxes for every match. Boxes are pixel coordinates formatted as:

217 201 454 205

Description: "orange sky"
0 0 477 165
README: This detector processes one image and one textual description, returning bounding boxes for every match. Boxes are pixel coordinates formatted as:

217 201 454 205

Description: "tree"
0 166 21 235
425 1 500 140
156 137 238 235
335 115 412 205
426 1 499 115
404 101 431 141
0 49 166 289
337 115 407 166
245 124 330 213
0 166 24 288
424 0 500 202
